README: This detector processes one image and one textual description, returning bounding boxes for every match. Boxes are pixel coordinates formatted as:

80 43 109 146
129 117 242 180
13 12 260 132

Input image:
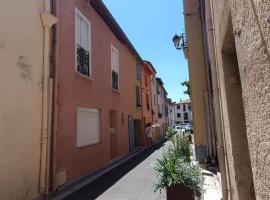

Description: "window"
183 104 186 111
136 62 141 80
145 75 148 87
177 105 180 109
177 113 181 118
121 113 124 125
184 112 188 120
146 94 150 111
111 45 119 90
77 107 100 147
75 8 91 77
136 86 141 107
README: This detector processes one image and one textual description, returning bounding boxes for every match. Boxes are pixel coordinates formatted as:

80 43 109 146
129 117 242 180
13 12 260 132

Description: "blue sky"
103 0 189 102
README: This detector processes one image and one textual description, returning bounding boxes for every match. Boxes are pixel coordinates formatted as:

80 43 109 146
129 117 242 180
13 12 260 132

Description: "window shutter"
136 63 141 80
80 19 89 51
77 107 100 147
111 46 119 90
111 47 119 72
75 8 91 77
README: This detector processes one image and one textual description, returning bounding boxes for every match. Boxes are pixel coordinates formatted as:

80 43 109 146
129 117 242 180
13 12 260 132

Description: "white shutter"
80 19 89 51
111 46 119 72
77 107 100 147
75 13 80 47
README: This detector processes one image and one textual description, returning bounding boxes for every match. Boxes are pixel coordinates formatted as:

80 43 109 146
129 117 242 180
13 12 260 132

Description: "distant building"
175 99 192 124
156 77 168 139
166 99 176 127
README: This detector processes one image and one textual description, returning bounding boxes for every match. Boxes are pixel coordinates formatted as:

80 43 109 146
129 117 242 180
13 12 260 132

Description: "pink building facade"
51 0 143 190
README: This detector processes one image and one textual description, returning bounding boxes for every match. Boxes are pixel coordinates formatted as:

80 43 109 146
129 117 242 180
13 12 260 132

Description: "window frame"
136 86 141 107
136 62 141 80
75 7 92 79
111 44 120 91
76 106 101 148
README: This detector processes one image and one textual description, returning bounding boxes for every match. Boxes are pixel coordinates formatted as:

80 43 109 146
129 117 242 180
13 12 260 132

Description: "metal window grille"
136 86 141 106
112 70 119 90
77 45 90 76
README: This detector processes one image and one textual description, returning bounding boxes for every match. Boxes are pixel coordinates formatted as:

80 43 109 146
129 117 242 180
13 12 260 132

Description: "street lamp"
172 33 187 50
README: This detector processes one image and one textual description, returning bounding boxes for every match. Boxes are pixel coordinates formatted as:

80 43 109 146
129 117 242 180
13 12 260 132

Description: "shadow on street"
64 142 165 200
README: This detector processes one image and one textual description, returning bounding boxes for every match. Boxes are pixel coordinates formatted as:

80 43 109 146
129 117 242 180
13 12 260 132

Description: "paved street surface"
64 143 166 200
64 139 222 200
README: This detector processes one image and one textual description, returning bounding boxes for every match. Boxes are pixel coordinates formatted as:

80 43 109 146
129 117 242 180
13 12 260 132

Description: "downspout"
39 0 57 196
206 0 230 198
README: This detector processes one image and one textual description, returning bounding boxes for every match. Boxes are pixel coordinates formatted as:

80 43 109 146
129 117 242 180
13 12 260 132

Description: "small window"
121 113 124 125
75 8 91 77
183 104 186 112
145 75 148 87
77 107 100 147
136 86 141 107
136 62 141 80
184 112 188 120
111 45 119 90
177 105 180 109
177 113 181 118
146 94 150 111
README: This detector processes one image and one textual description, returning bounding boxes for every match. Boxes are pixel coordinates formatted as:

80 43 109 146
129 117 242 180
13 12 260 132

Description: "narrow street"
64 143 166 200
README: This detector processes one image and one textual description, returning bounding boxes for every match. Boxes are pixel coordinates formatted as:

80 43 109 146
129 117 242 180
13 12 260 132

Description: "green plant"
153 154 203 197
165 127 176 139
169 134 191 162
181 80 190 96
153 133 203 197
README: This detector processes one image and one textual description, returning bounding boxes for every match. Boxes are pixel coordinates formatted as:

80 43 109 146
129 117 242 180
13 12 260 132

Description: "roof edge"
89 0 143 63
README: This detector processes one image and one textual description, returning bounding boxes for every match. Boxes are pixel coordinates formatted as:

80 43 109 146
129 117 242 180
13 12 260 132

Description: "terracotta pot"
166 184 194 200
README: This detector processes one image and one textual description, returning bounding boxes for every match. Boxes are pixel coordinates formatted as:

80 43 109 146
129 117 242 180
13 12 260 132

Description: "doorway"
221 17 255 200
128 115 135 152
134 119 143 147
109 111 118 160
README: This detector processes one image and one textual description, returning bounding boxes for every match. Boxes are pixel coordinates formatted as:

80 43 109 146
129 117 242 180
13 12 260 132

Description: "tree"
181 80 190 96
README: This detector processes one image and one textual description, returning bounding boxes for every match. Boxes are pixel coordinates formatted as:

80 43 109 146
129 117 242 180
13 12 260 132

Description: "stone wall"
211 0 270 199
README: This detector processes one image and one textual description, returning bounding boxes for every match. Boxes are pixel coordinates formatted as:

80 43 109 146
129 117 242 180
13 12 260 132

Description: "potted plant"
153 135 203 200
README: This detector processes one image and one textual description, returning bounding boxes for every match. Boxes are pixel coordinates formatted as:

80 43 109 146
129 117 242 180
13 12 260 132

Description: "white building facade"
175 100 192 124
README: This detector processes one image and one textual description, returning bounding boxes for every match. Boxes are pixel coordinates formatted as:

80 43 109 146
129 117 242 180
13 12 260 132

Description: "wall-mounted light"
172 33 187 50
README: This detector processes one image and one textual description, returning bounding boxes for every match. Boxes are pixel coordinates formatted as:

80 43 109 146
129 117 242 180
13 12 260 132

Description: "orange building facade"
141 61 157 145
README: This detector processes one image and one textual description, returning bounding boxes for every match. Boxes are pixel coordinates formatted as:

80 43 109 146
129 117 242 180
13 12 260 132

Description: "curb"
48 147 148 200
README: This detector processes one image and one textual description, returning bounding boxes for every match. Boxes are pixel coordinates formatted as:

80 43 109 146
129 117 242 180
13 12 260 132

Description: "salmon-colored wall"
53 0 142 190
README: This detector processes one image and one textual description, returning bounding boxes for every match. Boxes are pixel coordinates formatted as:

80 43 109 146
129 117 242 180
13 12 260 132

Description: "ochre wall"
53 0 142 189
183 0 208 160
0 0 44 199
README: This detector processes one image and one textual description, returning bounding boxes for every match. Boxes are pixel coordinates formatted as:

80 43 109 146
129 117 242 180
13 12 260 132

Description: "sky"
102 0 189 102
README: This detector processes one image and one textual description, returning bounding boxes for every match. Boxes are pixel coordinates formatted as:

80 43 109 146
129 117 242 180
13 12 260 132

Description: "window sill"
112 88 120 94
76 71 94 82
136 105 142 110
76 141 102 149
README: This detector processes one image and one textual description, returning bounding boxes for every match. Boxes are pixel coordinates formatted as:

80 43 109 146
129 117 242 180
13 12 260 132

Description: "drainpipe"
205 0 229 198
39 0 57 196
